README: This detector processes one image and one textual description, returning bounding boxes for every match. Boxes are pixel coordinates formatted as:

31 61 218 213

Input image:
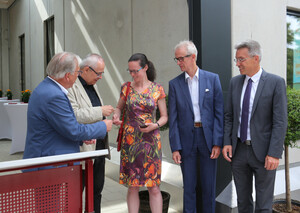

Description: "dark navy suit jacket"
169 69 224 157
23 77 107 168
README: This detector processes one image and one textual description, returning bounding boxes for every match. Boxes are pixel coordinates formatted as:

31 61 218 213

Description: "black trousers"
82 139 106 213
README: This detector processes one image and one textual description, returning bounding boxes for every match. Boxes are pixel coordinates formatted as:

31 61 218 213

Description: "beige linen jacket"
67 78 110 159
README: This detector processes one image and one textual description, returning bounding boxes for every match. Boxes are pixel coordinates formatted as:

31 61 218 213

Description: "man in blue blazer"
169 40 224 213
222 40 287 212
23 52 112 169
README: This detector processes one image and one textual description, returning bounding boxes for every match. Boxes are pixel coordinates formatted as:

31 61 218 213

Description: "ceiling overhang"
0 0 15 9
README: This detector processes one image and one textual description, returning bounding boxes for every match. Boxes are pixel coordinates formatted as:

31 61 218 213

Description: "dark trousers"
82 140 106 213
181 127 217 213
232 141 276 213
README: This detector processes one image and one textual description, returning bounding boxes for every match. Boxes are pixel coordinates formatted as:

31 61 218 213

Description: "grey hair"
235 39 262 62
80 53 104 69
174 40 198 59
46 52 80 79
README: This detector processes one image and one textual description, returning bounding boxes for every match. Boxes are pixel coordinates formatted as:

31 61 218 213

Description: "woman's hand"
113 100 125 126
139 122 159 133
112 114 122 125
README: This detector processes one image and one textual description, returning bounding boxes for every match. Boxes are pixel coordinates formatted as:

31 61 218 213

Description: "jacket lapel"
251 69 267 117
178 73 193 113
235 75 245 119
75 78 92 107
94 83 104 105
198 69 205 110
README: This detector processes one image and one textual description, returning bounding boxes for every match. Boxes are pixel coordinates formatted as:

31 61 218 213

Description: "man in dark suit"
169 40 224 213
23 52 112 168
222 40 287 212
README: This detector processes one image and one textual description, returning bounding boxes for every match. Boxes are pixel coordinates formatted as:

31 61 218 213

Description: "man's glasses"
89 66 104 77
234 57 251 63
76 70 83 76
174 54 191 63
127 66 144 74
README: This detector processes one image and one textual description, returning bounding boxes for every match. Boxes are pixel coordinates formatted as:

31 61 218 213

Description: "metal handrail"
0 150 108 172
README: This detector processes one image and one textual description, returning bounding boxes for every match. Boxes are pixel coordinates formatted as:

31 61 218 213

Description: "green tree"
283 87 300 212
287 22 294 87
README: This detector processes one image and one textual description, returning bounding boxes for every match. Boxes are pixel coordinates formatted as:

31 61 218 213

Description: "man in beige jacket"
68 54 114 213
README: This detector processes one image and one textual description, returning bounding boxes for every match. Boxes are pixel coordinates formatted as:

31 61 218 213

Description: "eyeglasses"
89 66 104 77
76 70 83 76
174 54 191 63
127 66 144 74
234 57 250 63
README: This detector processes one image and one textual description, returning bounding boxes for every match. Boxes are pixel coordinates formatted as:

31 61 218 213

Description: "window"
19 34 25 91
287 11 300 89
44 16 55 76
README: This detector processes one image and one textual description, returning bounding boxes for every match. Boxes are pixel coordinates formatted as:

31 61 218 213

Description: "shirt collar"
245 67 262 83
47 76 68 95
78 76 88 86
185 67 199 82
78 75 94 89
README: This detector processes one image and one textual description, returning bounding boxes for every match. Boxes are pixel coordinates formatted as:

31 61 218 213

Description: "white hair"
235 39 262 62
46 52 80 78
174 40 198 59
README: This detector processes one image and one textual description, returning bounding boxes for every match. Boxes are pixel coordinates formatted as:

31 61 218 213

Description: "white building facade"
0 0 299 212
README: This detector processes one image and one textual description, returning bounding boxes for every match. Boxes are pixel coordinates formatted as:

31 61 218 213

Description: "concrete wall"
62 0 188 161
0 10 9 91
6 0 188 161
8 0 29 96
287 0 300 11
3 0 300 212
231 0 287 79
8 0 58 95
231 0 300 167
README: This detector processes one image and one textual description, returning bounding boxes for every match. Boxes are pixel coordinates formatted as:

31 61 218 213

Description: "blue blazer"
23 77 107 162
169 69 224 157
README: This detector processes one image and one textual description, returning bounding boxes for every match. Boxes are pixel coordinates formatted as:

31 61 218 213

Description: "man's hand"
172 151 182 164
222 145 232 162
210 146 221 159
102 105 114 117
103 119 112 132
265 155 279 170
83 139 96 145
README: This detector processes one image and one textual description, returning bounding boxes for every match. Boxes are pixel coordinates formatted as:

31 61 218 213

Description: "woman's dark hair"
128 53 156 82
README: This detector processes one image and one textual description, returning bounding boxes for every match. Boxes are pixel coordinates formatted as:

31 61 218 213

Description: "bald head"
80 54 105 70
80 53 106 85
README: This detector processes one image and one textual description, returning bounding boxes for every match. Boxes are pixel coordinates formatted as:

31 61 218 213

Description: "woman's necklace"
132 80 151 93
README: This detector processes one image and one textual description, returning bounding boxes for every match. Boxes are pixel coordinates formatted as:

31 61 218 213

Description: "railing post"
85 159 94 213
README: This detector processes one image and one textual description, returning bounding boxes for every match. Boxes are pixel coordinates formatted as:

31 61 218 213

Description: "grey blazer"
224 70 287 162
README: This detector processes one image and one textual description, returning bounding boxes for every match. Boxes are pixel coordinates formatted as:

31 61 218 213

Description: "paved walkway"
0 140 178 213
4 139 298 212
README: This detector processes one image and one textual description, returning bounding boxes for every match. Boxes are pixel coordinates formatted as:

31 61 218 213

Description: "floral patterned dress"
119 81 166 187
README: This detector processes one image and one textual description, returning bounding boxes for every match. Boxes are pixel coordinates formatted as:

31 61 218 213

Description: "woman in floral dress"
113 53 168 213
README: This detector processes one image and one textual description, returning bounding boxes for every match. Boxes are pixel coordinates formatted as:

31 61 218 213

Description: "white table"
3 102 27 154
0 97 7 100
0 99 20 140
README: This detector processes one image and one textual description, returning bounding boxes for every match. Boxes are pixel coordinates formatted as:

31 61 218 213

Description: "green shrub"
285 87 300 148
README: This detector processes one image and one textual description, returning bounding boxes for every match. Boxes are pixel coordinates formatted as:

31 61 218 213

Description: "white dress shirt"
238 68 262 140
185 68 201 122
48 76 68 95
